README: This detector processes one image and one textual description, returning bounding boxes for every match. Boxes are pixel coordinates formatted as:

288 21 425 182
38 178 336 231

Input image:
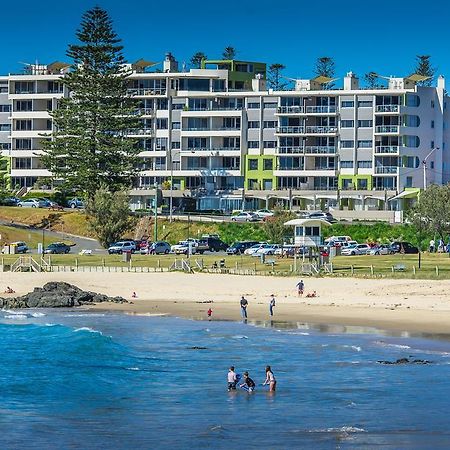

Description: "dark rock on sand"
0 282 127 309
377 358 431 365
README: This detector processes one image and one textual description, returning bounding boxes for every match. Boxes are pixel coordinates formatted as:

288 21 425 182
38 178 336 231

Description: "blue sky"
1 0 447 85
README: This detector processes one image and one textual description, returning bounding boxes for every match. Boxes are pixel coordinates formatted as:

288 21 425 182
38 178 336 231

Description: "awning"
284 218 331 227
406 73 431 83
388 189 420 201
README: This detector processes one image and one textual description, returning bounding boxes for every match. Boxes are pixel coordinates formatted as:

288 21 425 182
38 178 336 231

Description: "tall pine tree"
267 63 290 90
314 56 335 89
42 6 141 200
414 55 436 87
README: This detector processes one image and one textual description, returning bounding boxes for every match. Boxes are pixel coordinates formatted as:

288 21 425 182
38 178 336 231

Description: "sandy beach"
2 271 450 334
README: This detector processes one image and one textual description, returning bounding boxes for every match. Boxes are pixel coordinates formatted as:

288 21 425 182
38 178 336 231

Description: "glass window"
264 102 277 109
340 161 354 168
357 140 373 148
248 141 259 149
247 103 260 109
263 159 273 170
431 120 435 129
172 122 181 130
404 115 420 127
248 159 258 170
406 94 420 107
171 141 180 149
263 121 277 128
358 120 373 128
0 124 11 131
340 140 354 148
264 141 276 148
248 121 260 128
357 161 372 168
0 105 11 112
358 100 373 107
341 101 354 108
403 135 420 148
341 120 354 128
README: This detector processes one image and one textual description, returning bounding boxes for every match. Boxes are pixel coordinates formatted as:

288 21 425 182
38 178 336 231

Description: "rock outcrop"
377 358 431 365
0 282 127 309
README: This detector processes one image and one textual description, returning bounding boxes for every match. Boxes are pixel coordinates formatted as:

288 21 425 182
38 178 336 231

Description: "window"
264 102 277 109
403 135 420 148
358 120 373 128
341 101 354 108
0 143 11 150
248 141 259 149
13 157 31 169
0 105 11 112
357 178 368 189
357 161 372 168
248 159 258 170
172 122 181 130
248 121 260 128
263 159 273 170
15 139 31 150
406 176 413 188
358 100 373 107
340 140 354 148
247 102 260 109
404 115 420 127
406 94 420 107
263 121 277 128
431 100 435 108
172 103 184 110
187 137 207 149
431 141 435 148
0 124 11 131
156 118 168 129
264 141 276 148
171 141 180 149
341 120 354 128
340 161 354 168
224 137 240 149
431 120 435 129
15 101 32 112
431 161 435 169
357 140 373 148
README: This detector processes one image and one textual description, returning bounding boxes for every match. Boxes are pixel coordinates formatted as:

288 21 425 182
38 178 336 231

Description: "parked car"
389 241 419 254
142 241 171 255
18 198 46 208
226 241 259 255
0 196 20 206
307 211 336 223
340 240 358 248
108 241 136 254
274 244 296 256
44 242 71 254
67 198 84 209
244 243 268 256
231 212 259 222
369 244 390 256
252 244 280 256
171 240 197 255
197 236 228 253
2 241 28 254
325 235 351 246
341 243 371 256
255 209 274 219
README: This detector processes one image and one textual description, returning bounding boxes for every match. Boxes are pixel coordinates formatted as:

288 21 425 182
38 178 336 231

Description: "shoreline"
1 271 450 335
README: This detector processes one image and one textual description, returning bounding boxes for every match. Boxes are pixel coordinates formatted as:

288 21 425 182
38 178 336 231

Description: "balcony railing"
277 106 337 114
375 105 399 113
133 108 155 115
375 125 399 133
305 146 336 154
277 166 304 171
183 127 240 132
305 126 337 133
127 88 167 96
375 166 398 174
126 128 154 135
186 106 243 111
276 126 305 134
277 146 304 154
375 145 399 154
184 147 241 152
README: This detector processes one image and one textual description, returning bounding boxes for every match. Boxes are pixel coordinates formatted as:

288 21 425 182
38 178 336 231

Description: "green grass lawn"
0 225 62 249
1 251 449 279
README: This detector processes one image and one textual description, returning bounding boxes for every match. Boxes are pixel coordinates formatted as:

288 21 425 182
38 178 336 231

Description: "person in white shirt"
227 366 237 391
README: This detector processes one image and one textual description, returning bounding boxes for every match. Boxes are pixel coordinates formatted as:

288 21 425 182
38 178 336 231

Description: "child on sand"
131 292 137 298
296 280 304 297
207 308 212 319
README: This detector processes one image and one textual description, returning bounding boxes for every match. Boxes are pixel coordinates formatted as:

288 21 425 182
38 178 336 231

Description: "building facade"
1 54 449 211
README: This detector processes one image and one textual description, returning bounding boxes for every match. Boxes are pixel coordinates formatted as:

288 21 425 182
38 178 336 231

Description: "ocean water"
1 311 450 449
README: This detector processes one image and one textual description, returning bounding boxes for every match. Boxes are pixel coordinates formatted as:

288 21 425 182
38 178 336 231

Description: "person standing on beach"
269 294 276 317
263 365 277 392
240 296 248 319
296 280 304 297
207 308 212 320
227 366 237 391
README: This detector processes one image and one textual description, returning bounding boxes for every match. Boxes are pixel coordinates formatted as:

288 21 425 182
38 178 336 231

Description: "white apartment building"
1 54 449 212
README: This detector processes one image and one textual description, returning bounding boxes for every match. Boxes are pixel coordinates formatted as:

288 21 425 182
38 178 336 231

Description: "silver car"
18 198 46 208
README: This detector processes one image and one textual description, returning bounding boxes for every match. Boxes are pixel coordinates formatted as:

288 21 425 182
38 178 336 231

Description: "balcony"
277 146 304 154
133 108 155 116
375 105 399 113
305 126 337 134
275 126 305 134
375 166 399 174
277 106 337 114
375 125 399 134
375 145 399 154
126 128 154 136
305 146 336 154
183 147 241 152
127 88 167 96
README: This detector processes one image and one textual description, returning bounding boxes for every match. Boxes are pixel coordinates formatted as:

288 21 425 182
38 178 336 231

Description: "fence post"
75 258 78 270
436 266 439 277
391 265 394 273
102 258 105 267
413 265 416 275
351 265 354 275
370 265 374 275
129 259 132 271
157 259 161 268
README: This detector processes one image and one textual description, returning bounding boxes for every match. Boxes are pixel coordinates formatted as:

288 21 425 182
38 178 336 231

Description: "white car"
244 243 268 255
325 235 352 246
341 244 371 256
171 240 197 255
252 244 280 256
255 209 274 219
231 212 259 222
368 244 390 255
341 240 358 248
18 198 46 208
108 241 136 254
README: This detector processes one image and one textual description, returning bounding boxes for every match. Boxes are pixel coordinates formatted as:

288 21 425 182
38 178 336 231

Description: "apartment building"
1 54 449 212
0 76 11 182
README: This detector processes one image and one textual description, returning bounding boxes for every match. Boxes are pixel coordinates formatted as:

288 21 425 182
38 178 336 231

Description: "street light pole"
422 147 439 190
154 182 158 242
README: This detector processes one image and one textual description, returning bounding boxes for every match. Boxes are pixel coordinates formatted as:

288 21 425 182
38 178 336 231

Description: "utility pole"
422 147 439 190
